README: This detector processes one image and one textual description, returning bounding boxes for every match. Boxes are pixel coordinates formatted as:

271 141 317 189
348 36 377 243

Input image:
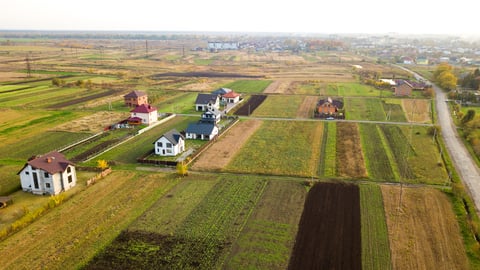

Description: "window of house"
157 142 163 147
167 149 172 153
67 166 71 173
44 172 49 178
68 175 73 183
45 183 51 188
25 171 30 175
166 143 172 148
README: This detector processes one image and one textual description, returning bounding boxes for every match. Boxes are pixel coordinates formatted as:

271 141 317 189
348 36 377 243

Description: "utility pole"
145 40 148 59
25 54 32 78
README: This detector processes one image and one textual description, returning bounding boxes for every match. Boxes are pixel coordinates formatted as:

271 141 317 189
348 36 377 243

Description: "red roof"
130 104 157 113
223 91 240 98
18 151 74 175
124 90 147 98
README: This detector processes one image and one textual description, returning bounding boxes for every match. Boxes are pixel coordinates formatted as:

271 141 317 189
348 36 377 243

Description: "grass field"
225 180 306 269
382 100 408 122
346 97 386 121
226 120 323 177
320 122 337 177
252 95 304 118
0 171 179 270
360 124 396 181
359 184 392 270
85 116 194 166
222 80 272 94
86 175 267 269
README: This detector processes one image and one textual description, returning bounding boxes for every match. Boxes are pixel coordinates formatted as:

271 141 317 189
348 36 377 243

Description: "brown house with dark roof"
17 151 77 195
124 90 148 107
393 80 413 96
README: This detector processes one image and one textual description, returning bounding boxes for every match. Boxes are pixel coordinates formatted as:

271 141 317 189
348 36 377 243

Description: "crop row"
380 125 416 180
360 124 395 181
359 184 392 270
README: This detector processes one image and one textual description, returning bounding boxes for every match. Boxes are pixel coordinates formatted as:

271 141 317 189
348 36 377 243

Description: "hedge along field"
226 120 323 177
336 122 367 179
359 123 396 181
359 184 392 270
0 171 179 270
86 175 267 270
345 97 386 121
222 80 272 94
251 95 304 118
225 180 307 270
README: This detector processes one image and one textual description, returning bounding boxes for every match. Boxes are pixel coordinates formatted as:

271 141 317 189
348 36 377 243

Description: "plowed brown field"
336 122 367 178
288 182 361 270
296 96 317 118
381 186 469 270
191 120 262 171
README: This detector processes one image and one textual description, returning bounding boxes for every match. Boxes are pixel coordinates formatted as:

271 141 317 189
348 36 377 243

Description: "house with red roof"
18 151 77 195
222 91 241 104
124 90 148 107
128 104 158 125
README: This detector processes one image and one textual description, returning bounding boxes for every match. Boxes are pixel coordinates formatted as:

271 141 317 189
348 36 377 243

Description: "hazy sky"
1 0 477 35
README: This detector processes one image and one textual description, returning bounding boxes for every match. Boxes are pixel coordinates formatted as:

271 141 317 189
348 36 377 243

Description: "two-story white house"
17 151 77 195
154 129 185 156
128 104 158 125
195 93 220 111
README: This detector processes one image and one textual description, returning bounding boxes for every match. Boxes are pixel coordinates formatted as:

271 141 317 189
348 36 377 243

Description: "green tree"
176 161 188 176
462 109 476 125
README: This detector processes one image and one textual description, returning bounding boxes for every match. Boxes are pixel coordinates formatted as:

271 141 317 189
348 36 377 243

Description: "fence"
86 168 113 187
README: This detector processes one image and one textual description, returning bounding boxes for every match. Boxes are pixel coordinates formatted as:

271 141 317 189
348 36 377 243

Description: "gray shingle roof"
195 93 218 105
185 122 216 135
155 129 184 145
211 88 232 95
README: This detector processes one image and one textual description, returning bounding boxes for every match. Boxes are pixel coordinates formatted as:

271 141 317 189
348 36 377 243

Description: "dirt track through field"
296 96 317 118
381 186 469 270
263 80 293 94
402 99 431 123
288 182 361 270
191 120 262 171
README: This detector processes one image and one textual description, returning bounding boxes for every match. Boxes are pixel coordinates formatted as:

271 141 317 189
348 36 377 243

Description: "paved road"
398 66 480 214
434 84 480 213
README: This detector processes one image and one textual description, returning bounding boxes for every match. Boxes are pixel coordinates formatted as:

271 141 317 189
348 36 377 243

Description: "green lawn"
227 120 323 177
222 80 272 94
252 95 304 118
346 97 386 121
86 116 196 165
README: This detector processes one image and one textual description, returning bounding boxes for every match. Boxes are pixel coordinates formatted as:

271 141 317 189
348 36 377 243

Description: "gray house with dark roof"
18 151 77 195
195 93 220 111
154 129 185 156
185 122 219 140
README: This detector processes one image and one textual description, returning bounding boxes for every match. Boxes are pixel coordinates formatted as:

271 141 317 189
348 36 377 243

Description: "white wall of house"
19 165 76 195
155 137 185 156
131 111 158 125
222 96 240 104
186 126 219 141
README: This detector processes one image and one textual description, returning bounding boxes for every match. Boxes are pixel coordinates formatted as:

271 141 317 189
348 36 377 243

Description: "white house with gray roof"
154 129 185 156
195 93 220 111
185 122 219 140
